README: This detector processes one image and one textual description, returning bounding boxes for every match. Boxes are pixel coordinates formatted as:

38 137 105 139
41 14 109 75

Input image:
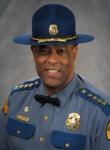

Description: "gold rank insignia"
2 100 9 115
106 121 110 140
66 113 80 131
49 24 58 35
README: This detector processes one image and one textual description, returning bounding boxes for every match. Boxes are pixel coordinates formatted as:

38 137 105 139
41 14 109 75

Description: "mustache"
44 62 62 71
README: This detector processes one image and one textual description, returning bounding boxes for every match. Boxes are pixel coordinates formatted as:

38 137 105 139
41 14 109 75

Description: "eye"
56 49 65 55
34 46 50 56
37 48 50 55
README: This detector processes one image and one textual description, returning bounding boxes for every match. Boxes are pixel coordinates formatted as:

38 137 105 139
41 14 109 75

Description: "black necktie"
34 94 60 107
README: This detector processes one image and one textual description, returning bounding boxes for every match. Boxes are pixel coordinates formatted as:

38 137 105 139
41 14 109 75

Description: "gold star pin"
92 96 97 100
88 93 93 97
81 89 86 94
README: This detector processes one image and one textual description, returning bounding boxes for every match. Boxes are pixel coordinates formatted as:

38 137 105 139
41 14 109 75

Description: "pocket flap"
6 118 35 140
50 131 87 150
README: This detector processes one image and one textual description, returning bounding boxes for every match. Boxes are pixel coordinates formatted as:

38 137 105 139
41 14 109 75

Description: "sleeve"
0 101 9 150
95 115 110 150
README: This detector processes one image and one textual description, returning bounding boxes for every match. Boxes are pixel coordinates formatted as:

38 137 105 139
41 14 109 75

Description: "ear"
31 45 38 56
30 46 36 64
31 45 34 53
71 45 78 61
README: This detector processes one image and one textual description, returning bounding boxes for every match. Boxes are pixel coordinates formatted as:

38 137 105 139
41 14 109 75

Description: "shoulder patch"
10 78 40 95
106 120 110 140
78 88 110 116
2 100 9 115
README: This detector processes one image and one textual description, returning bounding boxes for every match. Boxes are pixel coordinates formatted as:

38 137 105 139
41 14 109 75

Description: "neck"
44 73 75 96
44 85 63 96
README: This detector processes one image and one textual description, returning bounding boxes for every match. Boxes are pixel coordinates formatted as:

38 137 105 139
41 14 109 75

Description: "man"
0 3 110 150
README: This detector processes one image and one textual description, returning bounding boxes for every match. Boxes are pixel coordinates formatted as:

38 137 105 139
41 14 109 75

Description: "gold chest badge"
106 121 110 140
49 24 58 35
66 113 80 131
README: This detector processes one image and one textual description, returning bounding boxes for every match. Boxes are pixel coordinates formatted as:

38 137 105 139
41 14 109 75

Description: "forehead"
32 44 74 49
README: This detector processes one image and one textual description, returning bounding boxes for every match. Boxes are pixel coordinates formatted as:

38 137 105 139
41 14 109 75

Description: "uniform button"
43 115 48 121
65 143 70 148
40 137 45 142
17 130 21 135
24 106 29 112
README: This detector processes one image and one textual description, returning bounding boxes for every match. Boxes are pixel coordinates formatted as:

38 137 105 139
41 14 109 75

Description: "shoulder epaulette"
78 88 110 116
10 78 40 95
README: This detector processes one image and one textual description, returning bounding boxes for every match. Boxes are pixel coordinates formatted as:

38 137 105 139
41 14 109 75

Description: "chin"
43 79 62 87
44 82 61 88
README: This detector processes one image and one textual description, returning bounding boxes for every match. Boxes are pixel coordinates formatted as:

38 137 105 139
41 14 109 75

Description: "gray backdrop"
0 0 110 108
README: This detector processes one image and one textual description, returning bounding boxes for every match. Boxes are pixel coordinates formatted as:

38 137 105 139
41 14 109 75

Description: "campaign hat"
13 4 94 45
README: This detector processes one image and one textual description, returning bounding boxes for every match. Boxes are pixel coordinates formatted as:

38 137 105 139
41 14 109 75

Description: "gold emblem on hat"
49 24 58 35
106 121 110 140
66 113 80 131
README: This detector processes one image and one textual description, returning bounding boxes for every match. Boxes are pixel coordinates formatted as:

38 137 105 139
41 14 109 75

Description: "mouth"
46 69 60 73
44 69 61 78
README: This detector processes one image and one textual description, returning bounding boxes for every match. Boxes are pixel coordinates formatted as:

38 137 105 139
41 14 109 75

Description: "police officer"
0 3 110 150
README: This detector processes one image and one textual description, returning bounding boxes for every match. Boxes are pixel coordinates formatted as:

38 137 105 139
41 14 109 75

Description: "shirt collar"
36 73 80 112
54 73 79 112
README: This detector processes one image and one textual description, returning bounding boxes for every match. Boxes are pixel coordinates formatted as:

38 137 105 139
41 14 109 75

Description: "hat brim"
13 34 94 45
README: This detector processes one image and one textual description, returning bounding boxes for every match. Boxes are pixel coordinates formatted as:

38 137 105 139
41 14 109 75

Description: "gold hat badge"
49 24 58 35
66 113 80 131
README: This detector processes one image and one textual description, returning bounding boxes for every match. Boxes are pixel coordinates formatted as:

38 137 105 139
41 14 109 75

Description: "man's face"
31 44 78 94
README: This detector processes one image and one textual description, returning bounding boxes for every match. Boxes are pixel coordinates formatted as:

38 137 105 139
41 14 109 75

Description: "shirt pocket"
50 130 87 150
6 118 35 140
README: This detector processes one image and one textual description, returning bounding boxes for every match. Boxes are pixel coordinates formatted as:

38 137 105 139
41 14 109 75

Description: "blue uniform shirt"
0 74 110 150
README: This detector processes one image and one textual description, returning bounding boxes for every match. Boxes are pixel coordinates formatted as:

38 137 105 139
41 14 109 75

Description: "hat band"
32 35 78 43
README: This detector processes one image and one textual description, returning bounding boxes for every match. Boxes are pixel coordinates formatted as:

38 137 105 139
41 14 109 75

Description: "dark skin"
31 44 78 96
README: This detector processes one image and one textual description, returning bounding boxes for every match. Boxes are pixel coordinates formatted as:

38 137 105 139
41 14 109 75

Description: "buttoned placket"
33 82 55 149
31 74 80 149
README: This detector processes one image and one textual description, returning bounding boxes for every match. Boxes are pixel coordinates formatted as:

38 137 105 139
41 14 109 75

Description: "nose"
47 49 59 64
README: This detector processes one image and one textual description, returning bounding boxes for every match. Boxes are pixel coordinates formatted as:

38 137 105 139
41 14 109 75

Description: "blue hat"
13 4 94 45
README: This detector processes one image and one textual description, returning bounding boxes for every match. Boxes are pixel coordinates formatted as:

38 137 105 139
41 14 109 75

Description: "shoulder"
1 77 41 115
10 76 41 95
77 74 110 116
